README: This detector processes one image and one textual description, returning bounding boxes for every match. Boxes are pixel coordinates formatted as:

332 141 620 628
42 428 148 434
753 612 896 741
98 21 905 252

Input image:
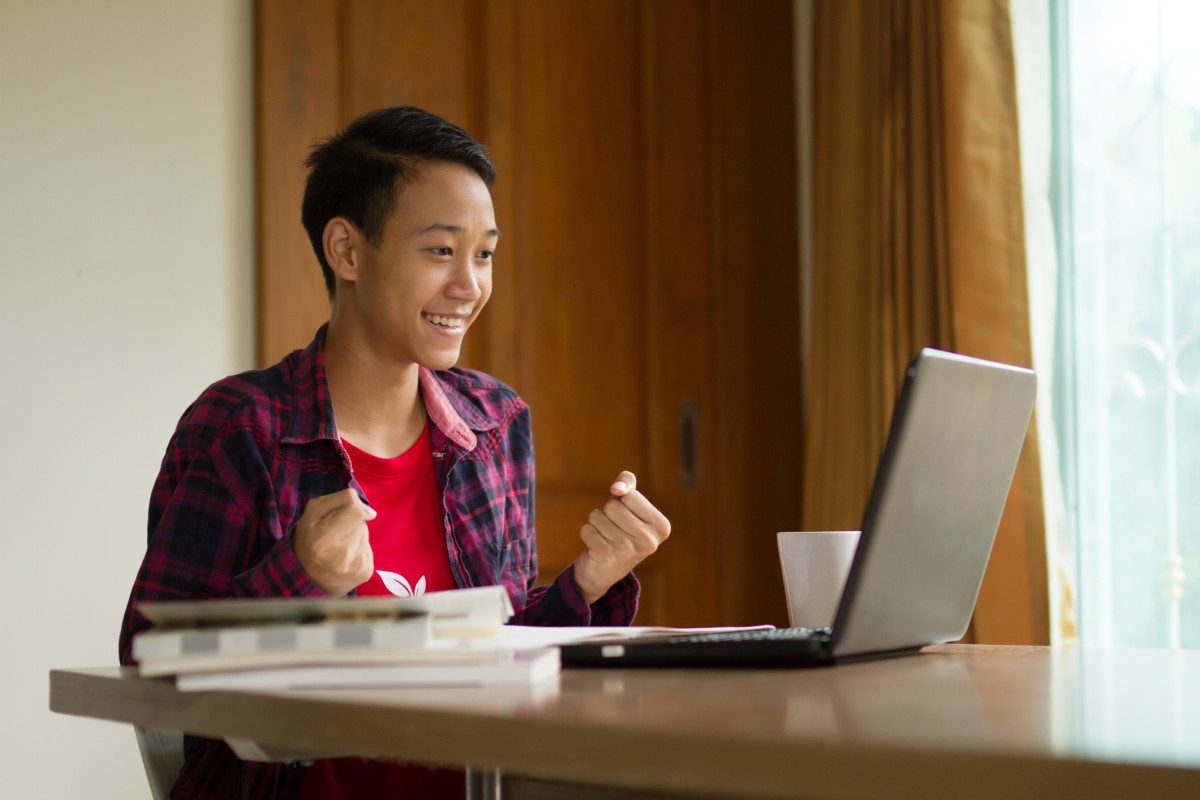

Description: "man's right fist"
292 488 376 597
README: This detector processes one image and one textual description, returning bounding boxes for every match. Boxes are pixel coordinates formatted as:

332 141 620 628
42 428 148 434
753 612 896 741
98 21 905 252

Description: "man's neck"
323 320 427 459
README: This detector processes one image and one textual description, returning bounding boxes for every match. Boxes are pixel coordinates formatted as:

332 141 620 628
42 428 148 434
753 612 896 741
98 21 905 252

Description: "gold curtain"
805 0 1049 645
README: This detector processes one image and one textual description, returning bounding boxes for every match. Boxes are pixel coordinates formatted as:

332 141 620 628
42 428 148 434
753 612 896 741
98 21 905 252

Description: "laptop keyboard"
560 625 838 667
655 626 832 645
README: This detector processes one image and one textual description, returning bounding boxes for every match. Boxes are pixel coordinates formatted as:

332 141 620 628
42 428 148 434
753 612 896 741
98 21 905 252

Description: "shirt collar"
419 368 483 451
282 324 491 452
281 325 337 446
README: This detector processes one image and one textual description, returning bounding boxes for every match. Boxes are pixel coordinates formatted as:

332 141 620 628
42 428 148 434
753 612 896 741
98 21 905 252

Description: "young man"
119 106 671 799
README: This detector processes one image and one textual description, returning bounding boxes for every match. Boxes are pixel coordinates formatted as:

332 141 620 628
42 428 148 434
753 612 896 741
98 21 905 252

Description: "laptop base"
560 628 833 668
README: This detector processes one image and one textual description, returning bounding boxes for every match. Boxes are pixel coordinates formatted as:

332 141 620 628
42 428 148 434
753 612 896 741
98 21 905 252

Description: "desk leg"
465 766 502 800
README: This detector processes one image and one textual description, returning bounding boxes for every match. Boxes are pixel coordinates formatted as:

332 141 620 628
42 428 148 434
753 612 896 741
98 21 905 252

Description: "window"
1046 0 1200 647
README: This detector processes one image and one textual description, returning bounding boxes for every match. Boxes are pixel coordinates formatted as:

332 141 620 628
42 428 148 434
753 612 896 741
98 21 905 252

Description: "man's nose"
447 256 482 299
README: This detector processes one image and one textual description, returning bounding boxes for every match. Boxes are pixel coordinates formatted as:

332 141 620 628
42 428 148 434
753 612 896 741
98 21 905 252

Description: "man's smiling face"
344 160 499 371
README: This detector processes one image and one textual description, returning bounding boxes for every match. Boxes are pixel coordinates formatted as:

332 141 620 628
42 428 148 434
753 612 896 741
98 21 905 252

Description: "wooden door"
257 0 800 626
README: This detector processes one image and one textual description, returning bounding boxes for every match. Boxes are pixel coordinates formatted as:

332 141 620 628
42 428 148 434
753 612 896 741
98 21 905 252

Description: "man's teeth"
423 313 463 328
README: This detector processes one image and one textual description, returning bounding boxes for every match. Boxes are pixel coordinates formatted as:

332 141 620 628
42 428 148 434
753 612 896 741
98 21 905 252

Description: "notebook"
560 348 1037 667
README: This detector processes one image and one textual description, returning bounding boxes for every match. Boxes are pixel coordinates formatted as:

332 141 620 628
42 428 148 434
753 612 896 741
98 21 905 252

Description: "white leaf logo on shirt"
377 570 427 598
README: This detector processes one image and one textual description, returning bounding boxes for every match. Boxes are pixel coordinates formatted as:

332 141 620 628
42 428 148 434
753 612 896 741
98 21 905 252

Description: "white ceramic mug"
776 531 861 628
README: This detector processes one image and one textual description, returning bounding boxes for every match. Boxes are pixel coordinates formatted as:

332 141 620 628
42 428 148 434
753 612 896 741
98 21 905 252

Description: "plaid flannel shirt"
118 324 638 800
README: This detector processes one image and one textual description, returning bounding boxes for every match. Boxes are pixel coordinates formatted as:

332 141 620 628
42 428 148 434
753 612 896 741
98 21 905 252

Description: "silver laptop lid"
830 349 1036 658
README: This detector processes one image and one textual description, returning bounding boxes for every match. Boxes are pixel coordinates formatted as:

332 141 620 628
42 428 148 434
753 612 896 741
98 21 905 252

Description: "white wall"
0 2 254 796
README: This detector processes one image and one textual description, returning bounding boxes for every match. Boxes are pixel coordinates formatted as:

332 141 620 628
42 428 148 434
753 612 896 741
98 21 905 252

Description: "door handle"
678 397 701 490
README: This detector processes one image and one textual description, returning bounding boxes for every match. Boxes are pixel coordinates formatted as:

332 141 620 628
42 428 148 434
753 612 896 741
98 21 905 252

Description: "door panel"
342 0 479 128
494 0 648 585
637 0 721 626
707 0 802 624
256 0 340 366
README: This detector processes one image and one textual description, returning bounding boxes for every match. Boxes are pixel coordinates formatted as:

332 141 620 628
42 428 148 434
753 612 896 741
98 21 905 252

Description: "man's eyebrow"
419 223 501 240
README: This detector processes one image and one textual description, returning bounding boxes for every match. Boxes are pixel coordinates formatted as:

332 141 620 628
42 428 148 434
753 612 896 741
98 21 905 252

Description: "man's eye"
430 246 453 257
478 250 495 261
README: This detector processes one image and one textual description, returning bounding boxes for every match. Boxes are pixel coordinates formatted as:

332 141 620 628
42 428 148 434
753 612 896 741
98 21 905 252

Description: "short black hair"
301 106 496 297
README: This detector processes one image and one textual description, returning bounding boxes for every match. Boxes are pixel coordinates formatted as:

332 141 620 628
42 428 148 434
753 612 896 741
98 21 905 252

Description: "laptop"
560 348 1037 667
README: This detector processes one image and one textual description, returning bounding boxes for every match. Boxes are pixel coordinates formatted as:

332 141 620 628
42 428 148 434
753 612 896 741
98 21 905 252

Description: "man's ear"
323 217 364 284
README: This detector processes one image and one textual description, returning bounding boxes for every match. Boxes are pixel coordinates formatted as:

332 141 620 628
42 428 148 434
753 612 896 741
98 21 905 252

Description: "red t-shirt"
298 420 464 800
343 422 457 599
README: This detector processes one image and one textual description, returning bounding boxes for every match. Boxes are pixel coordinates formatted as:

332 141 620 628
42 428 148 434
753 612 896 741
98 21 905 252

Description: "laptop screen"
830 349 1036 658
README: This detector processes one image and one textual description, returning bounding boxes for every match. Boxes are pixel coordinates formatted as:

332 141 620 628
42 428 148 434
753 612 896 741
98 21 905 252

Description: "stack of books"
132 586 559 691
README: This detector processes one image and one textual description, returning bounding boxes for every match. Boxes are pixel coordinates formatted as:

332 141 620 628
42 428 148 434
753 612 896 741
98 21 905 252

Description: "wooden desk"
50 645 1200 799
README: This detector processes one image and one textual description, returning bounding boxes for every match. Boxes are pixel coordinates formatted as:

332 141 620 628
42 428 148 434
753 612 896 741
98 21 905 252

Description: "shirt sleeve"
118 415 324 666
510 568 641 626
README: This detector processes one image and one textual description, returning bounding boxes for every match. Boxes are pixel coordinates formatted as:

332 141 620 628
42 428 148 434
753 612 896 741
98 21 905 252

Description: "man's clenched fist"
292 488 376 597
572 471 671 605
